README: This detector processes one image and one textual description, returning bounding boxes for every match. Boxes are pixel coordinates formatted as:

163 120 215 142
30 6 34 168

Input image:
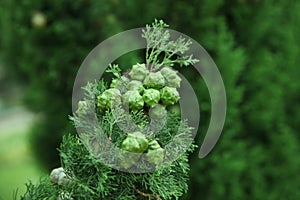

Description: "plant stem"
133 188 162 200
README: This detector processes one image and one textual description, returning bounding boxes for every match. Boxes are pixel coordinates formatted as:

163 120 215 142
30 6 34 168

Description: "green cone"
143 71 165 89
143 89 160 107
160 86 180 105
129 63 149 81
122 90 144 111
127 80 145 94
146 140 164 165
160 67 182 88
97 88 121 109
121 132 149 153
149 104 166 120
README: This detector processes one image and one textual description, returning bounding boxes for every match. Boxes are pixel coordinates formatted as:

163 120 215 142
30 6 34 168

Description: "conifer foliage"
2 0 300 199
21 20 197 200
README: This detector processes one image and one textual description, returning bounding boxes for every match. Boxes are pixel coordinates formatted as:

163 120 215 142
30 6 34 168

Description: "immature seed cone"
149 104 166 120
122 90 144 111
129 63 149 81
146 140 164 165
160 86 180 105
160 67 182 88
143 89 160 107
97 88 121 109
121 132 149 153
127 80 145 94
50 167 70 185
50 167 63 184
143 71 165 89
120 132 149 168
146 148 164 165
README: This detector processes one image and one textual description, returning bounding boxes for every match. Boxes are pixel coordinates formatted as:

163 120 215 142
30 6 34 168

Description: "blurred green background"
0 0 300 199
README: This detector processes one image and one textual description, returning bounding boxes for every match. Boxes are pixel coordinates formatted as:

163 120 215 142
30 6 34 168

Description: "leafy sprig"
105 64 122 78
142 19 199 70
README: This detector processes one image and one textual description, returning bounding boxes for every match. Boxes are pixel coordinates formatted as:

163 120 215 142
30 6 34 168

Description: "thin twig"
133 188 162 200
